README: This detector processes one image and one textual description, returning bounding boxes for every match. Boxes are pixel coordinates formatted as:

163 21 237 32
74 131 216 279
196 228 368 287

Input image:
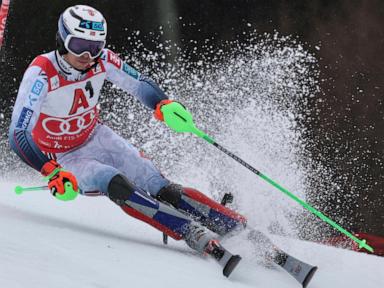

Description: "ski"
274 248 318 288
209 227 317 285
247 228 318 287
217 193 318 286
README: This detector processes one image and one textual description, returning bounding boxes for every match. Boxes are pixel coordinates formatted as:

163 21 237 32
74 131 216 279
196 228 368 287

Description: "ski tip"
302 266 318 288
223 255 242 278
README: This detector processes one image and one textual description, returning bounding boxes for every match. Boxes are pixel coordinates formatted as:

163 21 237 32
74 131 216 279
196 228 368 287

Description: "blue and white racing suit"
9 49 169 196
9 48 246 250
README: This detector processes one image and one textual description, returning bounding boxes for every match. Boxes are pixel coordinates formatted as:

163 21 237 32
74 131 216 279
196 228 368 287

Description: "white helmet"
57 5 107 58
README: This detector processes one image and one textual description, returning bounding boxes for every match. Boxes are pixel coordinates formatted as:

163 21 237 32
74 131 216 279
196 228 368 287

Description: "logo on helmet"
84 8 95 16
79 20 104 31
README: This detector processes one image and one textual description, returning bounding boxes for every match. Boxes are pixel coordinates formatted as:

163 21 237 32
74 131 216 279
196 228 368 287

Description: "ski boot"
185 222 242 277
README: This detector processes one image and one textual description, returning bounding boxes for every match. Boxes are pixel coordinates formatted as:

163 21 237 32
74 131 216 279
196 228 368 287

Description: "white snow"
1 181 383 288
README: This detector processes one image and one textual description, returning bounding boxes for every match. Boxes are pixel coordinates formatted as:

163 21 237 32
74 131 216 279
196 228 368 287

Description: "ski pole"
14 183 78 201
14 185 49 195
161 102 374 253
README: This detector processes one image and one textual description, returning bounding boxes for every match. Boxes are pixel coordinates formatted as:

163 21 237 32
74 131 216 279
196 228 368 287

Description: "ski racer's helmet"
56 5 107 59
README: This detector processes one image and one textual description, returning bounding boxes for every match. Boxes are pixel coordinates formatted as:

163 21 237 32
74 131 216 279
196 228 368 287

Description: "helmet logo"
79 20 104 31
84 8 95 16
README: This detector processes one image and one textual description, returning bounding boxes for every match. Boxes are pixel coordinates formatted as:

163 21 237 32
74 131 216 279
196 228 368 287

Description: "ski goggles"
64 35 105 59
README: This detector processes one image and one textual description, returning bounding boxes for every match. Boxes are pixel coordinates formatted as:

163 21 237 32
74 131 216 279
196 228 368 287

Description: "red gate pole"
0 0 11 49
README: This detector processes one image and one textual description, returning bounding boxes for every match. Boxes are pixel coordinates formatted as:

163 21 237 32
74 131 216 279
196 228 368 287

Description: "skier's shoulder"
100 48 123 69
25 51 56 78
17 52 53 100
100 48 140 80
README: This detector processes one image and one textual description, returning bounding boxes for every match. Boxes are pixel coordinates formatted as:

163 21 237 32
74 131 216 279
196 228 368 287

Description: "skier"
8 4 246 276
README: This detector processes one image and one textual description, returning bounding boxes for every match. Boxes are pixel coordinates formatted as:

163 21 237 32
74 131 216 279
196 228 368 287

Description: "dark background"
0 0 383 237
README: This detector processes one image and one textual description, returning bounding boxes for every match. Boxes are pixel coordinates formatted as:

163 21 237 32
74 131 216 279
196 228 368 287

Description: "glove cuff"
154 99 174 121
41 160 62 179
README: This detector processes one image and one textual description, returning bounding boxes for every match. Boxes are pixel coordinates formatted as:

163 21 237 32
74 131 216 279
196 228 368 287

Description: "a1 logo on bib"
69 89 90 115
69 81 95 115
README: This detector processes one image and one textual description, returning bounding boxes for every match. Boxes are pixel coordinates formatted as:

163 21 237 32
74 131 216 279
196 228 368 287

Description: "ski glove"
154 99 175 121
154 100 191 121
41 160 79 201
154 100 196 134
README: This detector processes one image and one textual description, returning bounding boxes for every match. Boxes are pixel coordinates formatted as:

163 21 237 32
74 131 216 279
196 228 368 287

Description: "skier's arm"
102 49 168 109
102 49 191 126
8 65 49 172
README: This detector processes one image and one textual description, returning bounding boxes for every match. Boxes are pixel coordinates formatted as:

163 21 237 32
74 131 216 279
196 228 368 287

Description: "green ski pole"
14 185 49 195
160 102 374 253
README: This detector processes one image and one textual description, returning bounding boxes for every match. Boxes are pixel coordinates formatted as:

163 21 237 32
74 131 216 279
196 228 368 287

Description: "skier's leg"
58 124 243 236
107 173 188 240
57 158 118 196
157 184 247 236
87 125 170 196
58 152 188 239
57 124 168 195
107 173 242 276
58 152 232 252
54 126 241 275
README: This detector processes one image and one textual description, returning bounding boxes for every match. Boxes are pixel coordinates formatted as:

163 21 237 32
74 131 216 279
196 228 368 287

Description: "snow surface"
1 181 383 288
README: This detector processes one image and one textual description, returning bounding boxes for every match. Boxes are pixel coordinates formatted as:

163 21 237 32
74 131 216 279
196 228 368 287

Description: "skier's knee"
108 174 135 205
157 183 183 207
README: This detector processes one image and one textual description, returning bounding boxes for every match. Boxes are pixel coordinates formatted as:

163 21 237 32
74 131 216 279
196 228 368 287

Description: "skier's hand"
154 100 195 133
154 99 175 121
41 160 79 201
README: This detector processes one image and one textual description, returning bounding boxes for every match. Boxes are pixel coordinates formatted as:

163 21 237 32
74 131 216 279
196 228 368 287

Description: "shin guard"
181 187 247 235
158 183 247 236
108 174 189 240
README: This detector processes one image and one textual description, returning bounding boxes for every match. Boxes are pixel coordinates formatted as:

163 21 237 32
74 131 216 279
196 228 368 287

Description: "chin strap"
79 56 101 74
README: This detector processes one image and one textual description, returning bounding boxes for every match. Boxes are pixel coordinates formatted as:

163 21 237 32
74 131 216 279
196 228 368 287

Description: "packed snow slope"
0 181 383 288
